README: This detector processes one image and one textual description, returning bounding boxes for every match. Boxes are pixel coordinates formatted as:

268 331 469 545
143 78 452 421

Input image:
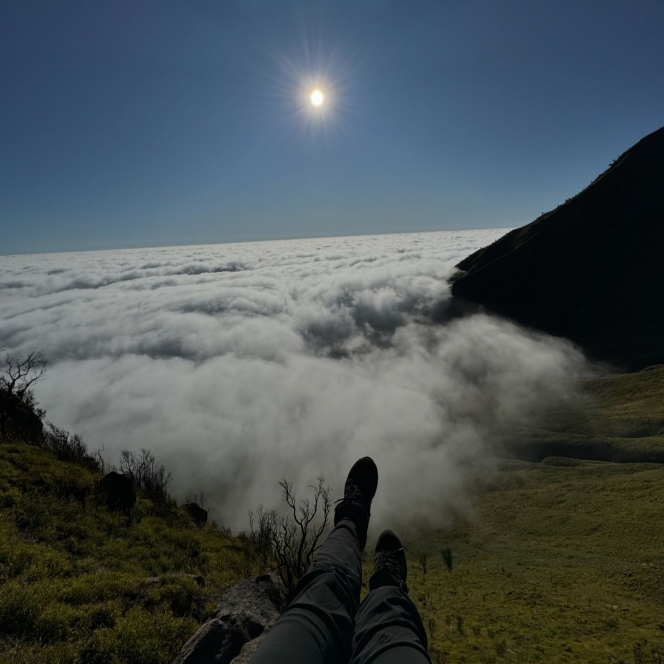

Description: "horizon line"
1 225 514 259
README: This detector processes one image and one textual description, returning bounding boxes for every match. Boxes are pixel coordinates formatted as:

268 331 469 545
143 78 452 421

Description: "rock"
0 390 44 444
171 574 286 664
145 574 205 588
182 502 208 525
96 472 136 511
231 633 267 663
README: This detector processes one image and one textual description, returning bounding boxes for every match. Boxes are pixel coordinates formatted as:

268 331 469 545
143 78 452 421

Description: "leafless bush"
94 446 106 474
250 475 331 602
442 547 454 571
249 505 274 564
44 423 95 466
419 553 428 574
0 351 47 437
0 351 47 401
184 491 208 510
120 448 172 503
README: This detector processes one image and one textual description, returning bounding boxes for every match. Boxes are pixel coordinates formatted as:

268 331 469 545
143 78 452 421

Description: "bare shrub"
0 351 47 438
0 352 47 402
419 553 428 575
43 423 94 466
442 548 454 571
248 505 274 565
634 641 645 664
120 448 172 504
250 475 331 602
184 491 207 510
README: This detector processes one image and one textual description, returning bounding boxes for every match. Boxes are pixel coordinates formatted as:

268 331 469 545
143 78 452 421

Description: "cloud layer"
0 231 590 530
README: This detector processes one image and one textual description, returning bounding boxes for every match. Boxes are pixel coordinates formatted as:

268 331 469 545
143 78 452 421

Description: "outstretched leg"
249 457 378 664
350 531 431 664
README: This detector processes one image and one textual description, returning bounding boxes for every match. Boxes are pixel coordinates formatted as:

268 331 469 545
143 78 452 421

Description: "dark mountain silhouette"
451 127 664 370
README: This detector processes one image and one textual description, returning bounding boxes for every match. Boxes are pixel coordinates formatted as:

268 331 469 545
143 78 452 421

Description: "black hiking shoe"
369 529 408 593
334 457 378 549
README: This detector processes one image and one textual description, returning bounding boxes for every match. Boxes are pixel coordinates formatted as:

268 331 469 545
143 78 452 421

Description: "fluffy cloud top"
0 230 590 529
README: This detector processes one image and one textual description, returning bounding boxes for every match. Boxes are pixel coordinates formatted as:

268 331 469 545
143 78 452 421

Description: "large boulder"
182 502 208 525
0 390 44 444
96 472 136 511
171 574 286 664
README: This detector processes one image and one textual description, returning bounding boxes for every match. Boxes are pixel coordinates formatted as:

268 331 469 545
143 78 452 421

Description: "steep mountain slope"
451 127 664 370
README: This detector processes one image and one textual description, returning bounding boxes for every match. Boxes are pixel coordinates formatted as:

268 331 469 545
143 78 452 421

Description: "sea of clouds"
0 230 591 530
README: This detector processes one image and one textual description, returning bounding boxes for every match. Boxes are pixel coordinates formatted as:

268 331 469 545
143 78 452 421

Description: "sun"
310 89 324 107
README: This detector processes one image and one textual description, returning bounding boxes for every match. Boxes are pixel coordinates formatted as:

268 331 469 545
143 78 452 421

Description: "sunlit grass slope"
510 365 664 462
0 439 264 664
388 461 664 663
3 366 664 663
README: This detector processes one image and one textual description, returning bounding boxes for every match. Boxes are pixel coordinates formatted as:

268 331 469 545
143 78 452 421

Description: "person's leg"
249 457 378 664
350 531 431 664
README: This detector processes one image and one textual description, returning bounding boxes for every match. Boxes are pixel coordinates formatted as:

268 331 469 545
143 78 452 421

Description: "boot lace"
334 480 367 512
374 548 405 581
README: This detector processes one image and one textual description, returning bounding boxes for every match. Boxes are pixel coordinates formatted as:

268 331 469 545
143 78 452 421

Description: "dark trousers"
249 519 430 664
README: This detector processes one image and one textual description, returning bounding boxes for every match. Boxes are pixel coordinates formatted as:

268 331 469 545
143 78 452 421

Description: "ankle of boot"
334 507 369 547
369 571 408 593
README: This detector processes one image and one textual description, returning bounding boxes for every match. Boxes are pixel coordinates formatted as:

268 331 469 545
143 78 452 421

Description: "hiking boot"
334 457 378 549
369 529 408 593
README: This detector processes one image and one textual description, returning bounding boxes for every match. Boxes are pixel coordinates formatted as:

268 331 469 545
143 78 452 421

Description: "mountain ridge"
451 126 664 370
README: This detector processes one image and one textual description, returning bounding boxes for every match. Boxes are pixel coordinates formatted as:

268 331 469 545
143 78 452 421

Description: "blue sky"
2 0 663 255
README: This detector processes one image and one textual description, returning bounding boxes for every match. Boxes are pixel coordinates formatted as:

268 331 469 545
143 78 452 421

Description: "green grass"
508 365 664 463
358 367 664 662
0 439 265 664
3 366 664 662
384 461 664 663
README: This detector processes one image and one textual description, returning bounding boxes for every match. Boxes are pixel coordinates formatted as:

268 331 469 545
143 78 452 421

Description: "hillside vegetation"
0 438 264 664
507 365 664 463
393 365 664 663
399 460 664 664
2 365 664 662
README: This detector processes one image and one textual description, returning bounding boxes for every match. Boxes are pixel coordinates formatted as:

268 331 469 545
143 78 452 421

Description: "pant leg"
350 585 431 664
249 518 363 664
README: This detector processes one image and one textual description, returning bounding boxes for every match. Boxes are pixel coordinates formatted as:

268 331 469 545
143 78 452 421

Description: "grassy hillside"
3 366 664 663
362 367 664 662
0 438 264 664
507 365 664 463
394 460 664 663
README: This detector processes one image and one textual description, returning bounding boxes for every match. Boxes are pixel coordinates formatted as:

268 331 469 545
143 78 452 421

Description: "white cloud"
0 230 591 530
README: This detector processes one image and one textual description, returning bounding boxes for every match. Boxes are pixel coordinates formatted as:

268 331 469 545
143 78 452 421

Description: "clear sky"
2 0 663 255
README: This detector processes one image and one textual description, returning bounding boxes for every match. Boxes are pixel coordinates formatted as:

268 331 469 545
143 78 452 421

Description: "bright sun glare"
310 89 324 107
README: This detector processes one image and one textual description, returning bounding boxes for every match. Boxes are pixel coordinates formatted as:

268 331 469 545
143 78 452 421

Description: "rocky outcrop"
451 126 664 370
0 390 44 444
96 472 136 511
146 573 205 587
182 502 208 525
171 574 286 664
